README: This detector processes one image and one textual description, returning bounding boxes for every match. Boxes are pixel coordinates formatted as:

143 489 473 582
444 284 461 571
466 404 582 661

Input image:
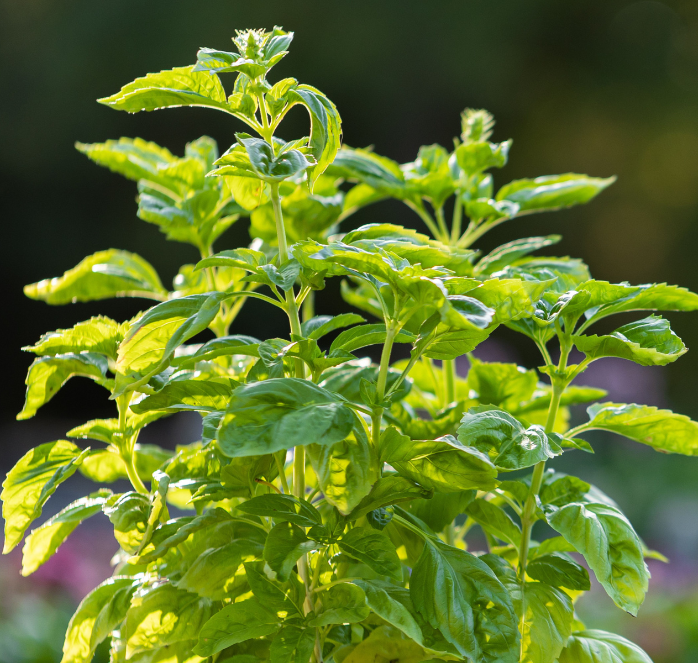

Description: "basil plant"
5 26 698 663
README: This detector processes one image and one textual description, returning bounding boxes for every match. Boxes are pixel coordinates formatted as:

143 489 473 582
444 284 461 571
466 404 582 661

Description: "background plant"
4 25 698 663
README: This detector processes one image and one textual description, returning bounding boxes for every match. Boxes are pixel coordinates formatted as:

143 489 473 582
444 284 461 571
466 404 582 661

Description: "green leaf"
328 147 405 194
24 249 166 304
287 84 342 189
475 236 562 276
236 493 322 528
244 560 301 616
518 582 574 663
270 625 315 663
380 427 498 492
339 526 402 581
340 626 429 663
301 313 366 340
557 630 653 663
467 359 537 408
539 473 591 507
78 445 170 483
218 378 355 458
573 315 686 366
576 402 698 456
348 475 433 520
307 426 376 515
131 378 238 413
123 584 213 657
103 492 150 554
264 521 319 581
319 360 411 405
116 293 227 391
22 491 111 576
61 577 137 663
546 501 649 615
178 539 263 599
455 139 511 175
76 136 177 184
18 353 111 420
308 583 369 627
194 598 280 658
98 66 230 114
458 406 563 471
466 498 521 547
23 316 124 359
330 324 416 354
351 580 423 645
235 134 313 181
526 552 590 591
425 328 493 360
406 490 475 533
410 539 519 662
496 174 615 214
2 440 89 553
173 334 260 367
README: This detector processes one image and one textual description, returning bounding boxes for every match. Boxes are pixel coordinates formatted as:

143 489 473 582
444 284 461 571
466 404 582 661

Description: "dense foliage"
4 26 698 663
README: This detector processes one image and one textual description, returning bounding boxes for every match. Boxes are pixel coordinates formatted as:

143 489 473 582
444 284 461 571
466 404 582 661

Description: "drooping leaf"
22 491 111 575
18 353 111 420
2 441 89 553
496 174 615 214
24 250 166 304
573 315 686 366
194 598 280 658
557 630 653 663
545 501 649 615
574 402 698 456
339 526 402 581
123 584 213 657
458 406 563 471
217 378 355 458
61 577 137 663
380 427 498 492
23 316 124 359
103 492 150 554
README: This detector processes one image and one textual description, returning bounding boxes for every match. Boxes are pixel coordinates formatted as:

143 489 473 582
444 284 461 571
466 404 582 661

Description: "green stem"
302 290 315 322
275 452 290 494
444 358 457 404
517 380 563 579
407 201 446 242
116 394 147 495
451 195 463 244
376 323 398 399
435 206 449 240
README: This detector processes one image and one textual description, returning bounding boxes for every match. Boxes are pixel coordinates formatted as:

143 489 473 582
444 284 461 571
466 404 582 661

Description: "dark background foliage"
2 1 698 660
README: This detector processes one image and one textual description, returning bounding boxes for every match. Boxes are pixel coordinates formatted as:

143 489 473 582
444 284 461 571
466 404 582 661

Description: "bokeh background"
2 0 698 660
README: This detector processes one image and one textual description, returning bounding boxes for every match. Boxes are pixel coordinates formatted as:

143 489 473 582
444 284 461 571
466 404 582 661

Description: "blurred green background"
2 0 698 661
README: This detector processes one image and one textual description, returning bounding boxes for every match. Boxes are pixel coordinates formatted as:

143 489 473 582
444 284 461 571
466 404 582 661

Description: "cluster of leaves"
5 25 698 663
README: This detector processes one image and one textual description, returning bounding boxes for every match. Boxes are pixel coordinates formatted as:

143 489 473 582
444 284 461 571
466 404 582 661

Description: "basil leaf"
270 625 315 663
466 498 521 547
236 493 322 528
264 522 319 581
338 526 402 581
527 553 591 591
557 630 653 663
308 583 369 627
348 475 432 520
23 316 124 359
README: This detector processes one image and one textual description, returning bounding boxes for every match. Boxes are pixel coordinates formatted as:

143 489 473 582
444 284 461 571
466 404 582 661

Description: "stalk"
517 380 563 578
117 394 147 495
443 358 457 404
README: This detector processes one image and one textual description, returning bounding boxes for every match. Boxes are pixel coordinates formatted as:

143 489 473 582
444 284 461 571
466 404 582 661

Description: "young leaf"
78 445 170 484
574 402 698 456
458 406 563 471
123 584 213 657
475 235 561 275
406 490 475 533
18 353 111 420
103 492 150 554
496 174 615 214
22 491 111 576
61 577 137 663
573 315 686 366
338 526 402 581
300 313 365 340
236 493 322 528
467 359 538 408
194 598 281 658
526 552 591 591
217 378 355 458
23 316 124 359
545 501 649 615
131 378 238 413
98 66 230 114
24 249 166 304
380 427 498 492
329 324 416 354
2 441 89 553
557 630 653 663
264 521 319 581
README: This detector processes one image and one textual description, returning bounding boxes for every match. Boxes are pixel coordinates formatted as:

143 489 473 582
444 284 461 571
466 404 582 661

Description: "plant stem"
407 201 446 242
435 206 449 239
444 358 457 404
275 452 290 493
517 380 563 579
451 195 463 244
302 290 315 322
116 394 148 495
376 323 398 399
